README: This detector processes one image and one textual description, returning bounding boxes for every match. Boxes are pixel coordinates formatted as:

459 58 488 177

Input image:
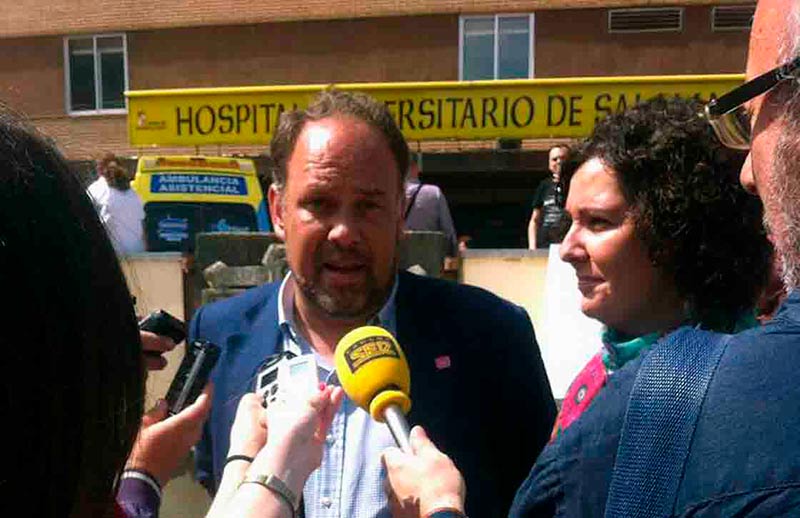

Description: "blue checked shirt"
276 274 397 518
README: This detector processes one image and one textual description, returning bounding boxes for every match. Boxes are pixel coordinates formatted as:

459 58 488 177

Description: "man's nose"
740 153 758 195
327 212 360 248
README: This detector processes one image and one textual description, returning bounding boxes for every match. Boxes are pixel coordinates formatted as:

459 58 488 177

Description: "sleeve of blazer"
490 305 557 513
187 305 216 495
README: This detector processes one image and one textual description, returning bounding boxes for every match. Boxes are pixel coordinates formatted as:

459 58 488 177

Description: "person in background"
404 157 458 257
87 151 116 201
88 159 146 255
457 235 472 254
528 145 568 250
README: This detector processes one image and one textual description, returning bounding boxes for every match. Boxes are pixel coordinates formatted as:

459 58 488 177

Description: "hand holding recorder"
207 386 344 518
125 310 217 487
126 386 213 487
139 309 186 371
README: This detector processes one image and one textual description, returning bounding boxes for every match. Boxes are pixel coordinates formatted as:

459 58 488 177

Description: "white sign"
540 245 603 400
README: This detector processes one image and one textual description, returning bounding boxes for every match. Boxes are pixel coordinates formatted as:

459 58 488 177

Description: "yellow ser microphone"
335 325 413 452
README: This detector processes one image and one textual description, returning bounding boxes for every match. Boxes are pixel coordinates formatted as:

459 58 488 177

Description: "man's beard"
294 243 398 321
769 125 800 290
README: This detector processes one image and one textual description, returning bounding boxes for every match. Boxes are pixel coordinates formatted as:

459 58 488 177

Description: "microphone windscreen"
334 326 411 420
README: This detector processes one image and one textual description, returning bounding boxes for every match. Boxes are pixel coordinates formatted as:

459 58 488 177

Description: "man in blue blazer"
189 89 556 518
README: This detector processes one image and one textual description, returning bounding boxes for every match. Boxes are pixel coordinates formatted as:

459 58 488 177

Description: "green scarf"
601 309 759 372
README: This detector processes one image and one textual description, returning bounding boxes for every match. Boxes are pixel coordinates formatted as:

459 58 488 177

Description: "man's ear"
268 184 286 241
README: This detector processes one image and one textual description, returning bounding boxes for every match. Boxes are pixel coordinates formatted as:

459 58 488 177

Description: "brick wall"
0 0 753 38
535 6 749 77
130 15 458 88
0 36 63 118
0 8 750 159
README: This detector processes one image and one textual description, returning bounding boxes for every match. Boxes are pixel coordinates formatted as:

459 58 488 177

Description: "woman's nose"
559 223 586 264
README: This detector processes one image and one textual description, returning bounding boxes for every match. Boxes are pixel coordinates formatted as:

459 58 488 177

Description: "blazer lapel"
219 285 283 409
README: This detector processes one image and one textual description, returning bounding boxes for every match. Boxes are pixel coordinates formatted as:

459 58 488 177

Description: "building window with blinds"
459 14 534 80
64 34 128 114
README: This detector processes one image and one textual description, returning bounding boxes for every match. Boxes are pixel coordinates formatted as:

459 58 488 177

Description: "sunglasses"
705 55 800 150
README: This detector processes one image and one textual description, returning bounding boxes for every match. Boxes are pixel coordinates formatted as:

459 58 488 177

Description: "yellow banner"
127 75 743 146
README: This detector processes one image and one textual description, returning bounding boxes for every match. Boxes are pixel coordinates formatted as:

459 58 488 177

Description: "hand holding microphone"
383 426 466 518
334 326 413 452
335 326 467 517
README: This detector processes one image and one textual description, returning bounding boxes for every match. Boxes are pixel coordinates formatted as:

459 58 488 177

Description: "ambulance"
131 156 271 252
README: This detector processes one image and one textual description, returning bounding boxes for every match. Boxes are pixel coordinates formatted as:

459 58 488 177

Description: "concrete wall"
460 248 604 400
460 249 549 333
121 249 555 516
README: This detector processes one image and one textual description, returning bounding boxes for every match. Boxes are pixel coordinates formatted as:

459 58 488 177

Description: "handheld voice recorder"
164 340 220 415
255 352 319 408
138 309 187 344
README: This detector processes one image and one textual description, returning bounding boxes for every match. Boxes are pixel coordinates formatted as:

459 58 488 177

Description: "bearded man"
189 89 556 518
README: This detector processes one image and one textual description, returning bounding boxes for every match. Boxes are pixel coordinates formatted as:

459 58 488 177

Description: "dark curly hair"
559 96 771 330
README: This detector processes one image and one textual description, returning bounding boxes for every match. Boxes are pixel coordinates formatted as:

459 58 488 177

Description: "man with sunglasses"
382 1 800 515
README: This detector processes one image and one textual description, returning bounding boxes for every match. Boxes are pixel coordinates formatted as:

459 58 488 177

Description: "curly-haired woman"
380 96 773 518
547 96 771 439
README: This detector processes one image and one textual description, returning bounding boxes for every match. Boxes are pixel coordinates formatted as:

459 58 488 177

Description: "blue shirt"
276 273 398 518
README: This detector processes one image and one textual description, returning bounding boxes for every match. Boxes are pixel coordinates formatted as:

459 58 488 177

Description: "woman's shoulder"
509 440 564 518
515 355 643 517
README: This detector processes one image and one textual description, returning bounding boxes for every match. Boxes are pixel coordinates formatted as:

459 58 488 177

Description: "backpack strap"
604 326 733 518
404 183 424 221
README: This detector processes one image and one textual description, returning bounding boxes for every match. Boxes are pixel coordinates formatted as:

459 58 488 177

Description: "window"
64 34 128 114
460 14 534 80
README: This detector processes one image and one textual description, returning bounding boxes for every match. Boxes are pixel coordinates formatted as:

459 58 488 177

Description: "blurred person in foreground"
189 88 556 518
0 105 346 518
385 94 786 517
0 105 207 518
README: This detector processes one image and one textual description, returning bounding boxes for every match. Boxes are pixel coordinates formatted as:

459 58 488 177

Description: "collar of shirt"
276 271 399 361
